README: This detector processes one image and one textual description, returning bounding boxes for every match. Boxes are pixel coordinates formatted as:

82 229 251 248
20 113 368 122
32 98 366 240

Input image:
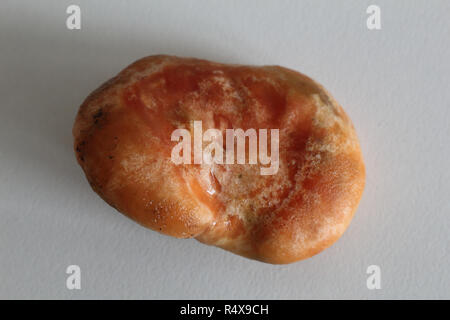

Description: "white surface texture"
0 0 449 299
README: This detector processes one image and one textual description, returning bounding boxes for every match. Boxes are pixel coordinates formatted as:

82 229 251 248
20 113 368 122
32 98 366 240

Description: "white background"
0 0 449 299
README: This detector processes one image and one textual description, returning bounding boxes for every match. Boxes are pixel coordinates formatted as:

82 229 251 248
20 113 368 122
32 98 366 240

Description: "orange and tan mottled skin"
73 55 365 264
